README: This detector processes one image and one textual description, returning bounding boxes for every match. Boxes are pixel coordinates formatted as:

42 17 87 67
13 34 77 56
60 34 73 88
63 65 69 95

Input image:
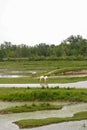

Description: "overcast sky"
0 0 87 45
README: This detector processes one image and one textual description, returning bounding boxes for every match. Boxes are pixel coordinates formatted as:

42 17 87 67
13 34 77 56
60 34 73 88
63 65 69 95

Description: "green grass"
0 102 62 114
0 61 87 128
48 76 87 83
14 111 87 128
0 76 87 84
0 60 87 72
0 87 87 102
47 66 87 76
0 60 87 84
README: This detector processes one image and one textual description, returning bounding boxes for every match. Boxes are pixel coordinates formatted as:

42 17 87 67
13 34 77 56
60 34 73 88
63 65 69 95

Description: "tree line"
0 35 87 61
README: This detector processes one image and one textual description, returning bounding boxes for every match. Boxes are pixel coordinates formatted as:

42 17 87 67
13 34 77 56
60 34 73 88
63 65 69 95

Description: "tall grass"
0 87 87 102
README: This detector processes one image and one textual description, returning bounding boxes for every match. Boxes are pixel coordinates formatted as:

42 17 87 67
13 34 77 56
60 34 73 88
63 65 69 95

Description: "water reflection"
0 74 23 78
0 70 37 78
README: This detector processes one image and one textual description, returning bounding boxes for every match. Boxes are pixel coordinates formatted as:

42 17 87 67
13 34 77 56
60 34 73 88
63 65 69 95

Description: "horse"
39 75 48 88
40 75 45 82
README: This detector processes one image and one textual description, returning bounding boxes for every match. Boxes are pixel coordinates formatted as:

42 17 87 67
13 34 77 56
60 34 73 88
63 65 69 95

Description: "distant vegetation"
0 35 87 61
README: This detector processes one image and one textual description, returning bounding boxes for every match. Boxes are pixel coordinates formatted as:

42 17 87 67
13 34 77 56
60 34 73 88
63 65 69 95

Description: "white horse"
44 76 48 83
39 75 48 88
40 75 44 82
40 76 48 82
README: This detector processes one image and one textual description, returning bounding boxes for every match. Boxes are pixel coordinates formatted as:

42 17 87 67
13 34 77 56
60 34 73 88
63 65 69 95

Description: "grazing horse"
44 76 48 83
39 75 48 88
40 75 44 82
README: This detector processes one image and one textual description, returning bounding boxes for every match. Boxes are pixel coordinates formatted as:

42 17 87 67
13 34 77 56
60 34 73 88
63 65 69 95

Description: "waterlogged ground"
30 120 87 130
0 81 87 88
0 102 87 130
0 69 87 78
0 69 87 129
0 70 37 78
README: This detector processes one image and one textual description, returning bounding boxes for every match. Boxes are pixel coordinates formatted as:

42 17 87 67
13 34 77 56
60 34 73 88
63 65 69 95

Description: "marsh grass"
47 66 87 76
0 102 62 114
0 60 87 84
0 76 87 84
0 60 87 72
0 87 87 102
14 111 87 128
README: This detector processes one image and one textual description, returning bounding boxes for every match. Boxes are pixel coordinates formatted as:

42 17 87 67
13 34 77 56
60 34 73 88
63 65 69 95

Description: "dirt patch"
64 70 87 75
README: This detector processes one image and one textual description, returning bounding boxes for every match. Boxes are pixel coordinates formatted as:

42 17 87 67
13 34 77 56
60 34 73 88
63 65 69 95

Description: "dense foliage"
0 35 87 61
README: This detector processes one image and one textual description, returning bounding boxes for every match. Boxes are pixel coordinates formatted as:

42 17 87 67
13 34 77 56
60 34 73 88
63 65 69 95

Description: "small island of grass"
0 102 62 114
14 111 87 129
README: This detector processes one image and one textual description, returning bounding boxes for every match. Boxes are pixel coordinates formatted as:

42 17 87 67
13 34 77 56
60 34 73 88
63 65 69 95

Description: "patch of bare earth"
64 70 87 75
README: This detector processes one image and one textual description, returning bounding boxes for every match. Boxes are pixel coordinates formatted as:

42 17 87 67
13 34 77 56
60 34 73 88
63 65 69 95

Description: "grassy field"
0 76 87 84
14 111 87 128
0 60 87 72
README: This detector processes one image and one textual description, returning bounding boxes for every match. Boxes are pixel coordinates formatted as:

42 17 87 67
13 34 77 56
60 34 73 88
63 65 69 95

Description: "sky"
0 0 87 46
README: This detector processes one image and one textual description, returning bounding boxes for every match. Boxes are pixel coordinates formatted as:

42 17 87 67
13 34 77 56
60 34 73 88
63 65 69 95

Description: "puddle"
0 75 23 78
0 70 37 78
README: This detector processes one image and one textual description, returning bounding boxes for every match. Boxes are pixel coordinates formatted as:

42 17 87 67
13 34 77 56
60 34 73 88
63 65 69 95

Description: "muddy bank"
63 70 87 75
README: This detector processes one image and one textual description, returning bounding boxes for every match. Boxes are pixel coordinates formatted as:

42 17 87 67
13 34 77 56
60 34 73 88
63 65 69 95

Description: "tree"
35 43 50 56
65 35 83 44
0 50 4 61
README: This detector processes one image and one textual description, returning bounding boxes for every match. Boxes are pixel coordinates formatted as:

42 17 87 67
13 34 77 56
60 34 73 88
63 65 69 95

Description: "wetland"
0 60 87 129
